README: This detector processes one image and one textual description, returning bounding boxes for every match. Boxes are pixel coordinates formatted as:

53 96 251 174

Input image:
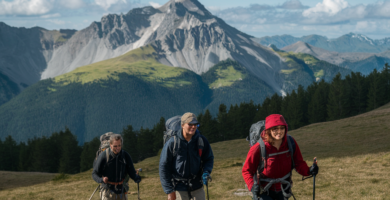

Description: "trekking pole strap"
260 172 292 198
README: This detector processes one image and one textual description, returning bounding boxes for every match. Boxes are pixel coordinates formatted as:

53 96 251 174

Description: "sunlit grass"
209 65 245 88
53 45 191 88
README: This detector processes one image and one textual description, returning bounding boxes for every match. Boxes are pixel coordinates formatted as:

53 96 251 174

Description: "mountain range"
255 33 390 53
282 41 390 75
0 0 355 143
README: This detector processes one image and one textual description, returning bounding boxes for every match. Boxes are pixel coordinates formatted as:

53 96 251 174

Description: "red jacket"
242 114 310 191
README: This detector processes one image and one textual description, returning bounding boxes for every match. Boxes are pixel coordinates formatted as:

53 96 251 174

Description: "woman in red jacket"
242 114 318 200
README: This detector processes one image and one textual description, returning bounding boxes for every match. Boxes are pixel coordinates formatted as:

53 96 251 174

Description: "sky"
1 0 390 39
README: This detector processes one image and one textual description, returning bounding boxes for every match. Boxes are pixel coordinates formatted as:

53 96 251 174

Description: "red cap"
265 114 288 132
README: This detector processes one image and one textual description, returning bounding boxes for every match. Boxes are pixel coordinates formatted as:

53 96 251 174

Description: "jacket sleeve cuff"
165 189 174 194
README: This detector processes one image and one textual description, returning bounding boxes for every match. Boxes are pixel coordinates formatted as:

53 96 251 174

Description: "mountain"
41 0 288 96
0 0 351 142
0 46 276 143
0 22 76 104
0 44 350 143
255 33 390 53
282 41 390 75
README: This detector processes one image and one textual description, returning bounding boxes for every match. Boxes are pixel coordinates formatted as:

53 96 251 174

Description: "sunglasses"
188 124 198 127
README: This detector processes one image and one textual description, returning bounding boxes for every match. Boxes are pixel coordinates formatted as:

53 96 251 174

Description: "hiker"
159 112 214 200
92 133 141 200
242 114 319 200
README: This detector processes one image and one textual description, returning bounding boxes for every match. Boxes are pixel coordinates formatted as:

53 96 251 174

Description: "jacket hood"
265 114 288 132
261 114 288 141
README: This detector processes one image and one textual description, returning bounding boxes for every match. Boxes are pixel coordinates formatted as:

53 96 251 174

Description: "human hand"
202 172 210 185
309 157 319 175
134 174 141 183
168 192 176 200
251 184 259 200
103 177 108 183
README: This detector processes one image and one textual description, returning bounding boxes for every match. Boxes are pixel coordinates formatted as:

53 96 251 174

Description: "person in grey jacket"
159 112 214 200
92 134 141 200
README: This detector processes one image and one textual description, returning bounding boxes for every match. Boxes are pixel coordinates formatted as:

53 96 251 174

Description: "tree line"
0 64 389 173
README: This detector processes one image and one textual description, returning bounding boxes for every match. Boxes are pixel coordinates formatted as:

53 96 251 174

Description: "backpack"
164 115 204 157
94 132 114 165
247 121 296 174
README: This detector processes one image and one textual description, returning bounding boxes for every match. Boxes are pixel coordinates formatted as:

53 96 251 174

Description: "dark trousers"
260 190 288 200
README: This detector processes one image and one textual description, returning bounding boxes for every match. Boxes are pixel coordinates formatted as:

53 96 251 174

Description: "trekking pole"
137 168 142 200
206 175 212 200
313 158 317 200
89 184 99 200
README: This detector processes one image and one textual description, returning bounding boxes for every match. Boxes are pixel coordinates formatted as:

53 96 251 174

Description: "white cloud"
149 2 161 8
41 13 61 18
303 0 349 17
46 19 66 25
0 0 54 15
60 0 84 9
95 0 127 10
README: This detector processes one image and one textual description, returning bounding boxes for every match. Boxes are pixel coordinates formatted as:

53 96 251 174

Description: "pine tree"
381 63 390 104
152 117 165 154
59 128 82 174
367 69 385 111
217 104 228 141
2 135 19 171
199 109 218 143
80 137 100 172
137 127 154 161
284 90 304 130
349 72 368 115
308 80 329 123
122 125 139 163
327 73 349 120
0 139 4 170
297 85 308 126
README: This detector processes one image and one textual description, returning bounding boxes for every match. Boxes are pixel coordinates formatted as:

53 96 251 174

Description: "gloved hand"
251 184 259 200
309 164 319 176
134 174 141 183
202 172 210 185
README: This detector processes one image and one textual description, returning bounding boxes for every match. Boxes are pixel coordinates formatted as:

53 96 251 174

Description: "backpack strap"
172 136 180 157
106 148 110 163
286 135 296 170
258 138 266 173
198 137 204 157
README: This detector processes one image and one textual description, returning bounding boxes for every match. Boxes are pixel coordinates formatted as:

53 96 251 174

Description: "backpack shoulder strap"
258 138 266 173
198 136 204 157
106 148 110 163
286 134 295 170
172 136 180 157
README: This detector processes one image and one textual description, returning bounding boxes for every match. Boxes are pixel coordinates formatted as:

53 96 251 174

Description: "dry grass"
1 103 390 199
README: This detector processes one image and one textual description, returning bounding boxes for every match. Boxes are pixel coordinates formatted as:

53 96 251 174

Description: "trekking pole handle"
207 175 212 182
313 157 317 165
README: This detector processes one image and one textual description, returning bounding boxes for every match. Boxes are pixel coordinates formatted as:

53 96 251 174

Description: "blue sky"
0 0 389 39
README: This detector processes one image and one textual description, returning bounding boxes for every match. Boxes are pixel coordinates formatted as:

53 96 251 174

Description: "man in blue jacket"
159 112 214 200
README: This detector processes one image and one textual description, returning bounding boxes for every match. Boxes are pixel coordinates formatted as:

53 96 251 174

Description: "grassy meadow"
1 103 390 199
53 45 191 88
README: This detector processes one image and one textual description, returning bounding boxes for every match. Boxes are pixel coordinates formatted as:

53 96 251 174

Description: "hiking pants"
176 187 205 200
100 189 128 200
260 190 288 200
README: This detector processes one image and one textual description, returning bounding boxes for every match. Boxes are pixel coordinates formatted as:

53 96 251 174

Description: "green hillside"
275 50 352 92
201 60 275 114
0 45 211 143
0 72 20 106
1 103 389 199
54 45 191 88
0 46 354 143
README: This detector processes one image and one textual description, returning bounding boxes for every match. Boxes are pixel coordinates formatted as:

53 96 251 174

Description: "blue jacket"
159 130 214 194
